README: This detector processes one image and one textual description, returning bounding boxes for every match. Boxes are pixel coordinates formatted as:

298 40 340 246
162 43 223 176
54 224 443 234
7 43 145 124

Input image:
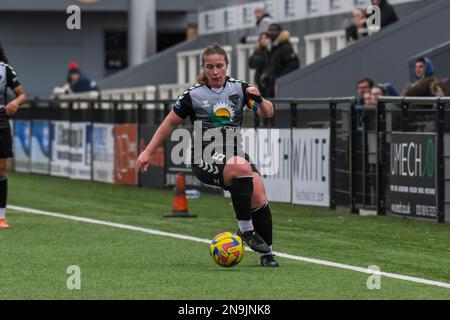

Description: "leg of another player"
0 158 10 229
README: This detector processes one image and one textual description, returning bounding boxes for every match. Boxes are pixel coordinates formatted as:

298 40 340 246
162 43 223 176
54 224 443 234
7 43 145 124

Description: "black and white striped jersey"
172 77 253 129
0 62 21 128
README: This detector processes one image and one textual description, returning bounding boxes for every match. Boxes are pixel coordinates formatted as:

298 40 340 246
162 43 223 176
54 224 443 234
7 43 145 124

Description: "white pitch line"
8 204 450 290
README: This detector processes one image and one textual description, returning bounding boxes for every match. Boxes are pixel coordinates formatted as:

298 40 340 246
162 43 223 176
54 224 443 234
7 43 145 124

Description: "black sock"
229 176 253 221
252 202 272 246
0 176 7 210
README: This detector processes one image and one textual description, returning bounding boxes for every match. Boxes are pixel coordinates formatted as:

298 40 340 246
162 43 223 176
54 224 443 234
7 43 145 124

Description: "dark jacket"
345 22 369 42
249 44 270 95
402 58 437 96
260 30 300 97
70 73 99 93
377 0 398 28
403 76 449 97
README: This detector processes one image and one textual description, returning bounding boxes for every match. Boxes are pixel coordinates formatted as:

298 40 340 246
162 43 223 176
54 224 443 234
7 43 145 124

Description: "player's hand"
246 86 262 98
246 86 263 103
5 100 19 116
135 149 153 173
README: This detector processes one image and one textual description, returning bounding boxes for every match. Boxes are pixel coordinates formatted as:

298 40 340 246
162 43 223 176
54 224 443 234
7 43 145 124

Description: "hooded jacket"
259 30 300 97
402 58 448 96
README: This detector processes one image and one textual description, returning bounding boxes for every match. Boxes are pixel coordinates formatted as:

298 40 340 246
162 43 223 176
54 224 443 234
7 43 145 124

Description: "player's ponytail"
196 43 229 85
0 43 9 64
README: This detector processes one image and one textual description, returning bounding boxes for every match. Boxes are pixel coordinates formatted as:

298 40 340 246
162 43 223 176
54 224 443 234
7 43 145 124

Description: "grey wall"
0 11 127 97
277 0 449 98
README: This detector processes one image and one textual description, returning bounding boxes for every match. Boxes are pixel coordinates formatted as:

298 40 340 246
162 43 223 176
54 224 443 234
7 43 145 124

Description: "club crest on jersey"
228 94 239 106
209 102 235 126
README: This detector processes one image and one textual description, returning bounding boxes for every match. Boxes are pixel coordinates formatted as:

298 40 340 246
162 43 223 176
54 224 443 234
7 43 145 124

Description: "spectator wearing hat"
68 62 99 93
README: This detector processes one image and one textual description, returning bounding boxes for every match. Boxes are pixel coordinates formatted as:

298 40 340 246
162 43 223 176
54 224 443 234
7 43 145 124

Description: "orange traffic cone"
164 172 197 218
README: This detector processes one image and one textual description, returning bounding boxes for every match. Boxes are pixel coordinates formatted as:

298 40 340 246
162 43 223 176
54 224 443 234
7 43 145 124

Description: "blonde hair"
196 43 229 85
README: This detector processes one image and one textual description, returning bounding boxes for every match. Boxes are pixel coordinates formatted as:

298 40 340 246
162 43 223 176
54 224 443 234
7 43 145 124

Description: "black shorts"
0 124 13 159
192 148 259 191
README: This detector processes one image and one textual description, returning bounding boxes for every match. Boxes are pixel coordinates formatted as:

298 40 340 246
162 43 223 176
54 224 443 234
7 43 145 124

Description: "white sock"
0 208 5 219
238 219 254 233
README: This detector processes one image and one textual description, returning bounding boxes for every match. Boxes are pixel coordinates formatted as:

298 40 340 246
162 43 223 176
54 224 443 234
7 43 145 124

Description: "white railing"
304 30 346 65
198 0 422 35
236 37 299 84
100 86 157 110
176 46 232 84
159 83 189 100
55 86 157 110
57 91 99 109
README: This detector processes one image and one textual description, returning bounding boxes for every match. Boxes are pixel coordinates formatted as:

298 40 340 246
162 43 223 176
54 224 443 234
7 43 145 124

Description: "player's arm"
5 65 27 116
136 110 184 172
246 86 274 119
5 85 27 116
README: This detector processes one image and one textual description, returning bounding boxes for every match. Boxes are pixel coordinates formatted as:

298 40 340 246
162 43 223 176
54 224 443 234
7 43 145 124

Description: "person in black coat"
249 32 270 97
372 0 398 28
260 24 300 98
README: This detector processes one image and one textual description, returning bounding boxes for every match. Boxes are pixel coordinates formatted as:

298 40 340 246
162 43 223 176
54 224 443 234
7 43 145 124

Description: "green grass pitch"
1 172 450 299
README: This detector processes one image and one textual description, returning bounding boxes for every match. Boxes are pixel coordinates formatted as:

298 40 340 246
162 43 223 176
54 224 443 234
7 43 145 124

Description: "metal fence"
14 95 450 222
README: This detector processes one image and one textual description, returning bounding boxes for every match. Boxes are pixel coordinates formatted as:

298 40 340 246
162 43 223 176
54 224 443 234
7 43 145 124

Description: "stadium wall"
0 11 127 97
98 0 430 91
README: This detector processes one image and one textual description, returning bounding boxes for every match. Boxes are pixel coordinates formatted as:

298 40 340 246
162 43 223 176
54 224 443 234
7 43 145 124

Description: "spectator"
402 57 447 97
67 61 99 93
382 82 400 96
363 91 372 106
345 8 369 43
356 77 374 105
442 77 450 91
249 32 270 96
241 5 273 44
430 78 450 97
368 84 386 106
371 0 398 28
259 24 300 98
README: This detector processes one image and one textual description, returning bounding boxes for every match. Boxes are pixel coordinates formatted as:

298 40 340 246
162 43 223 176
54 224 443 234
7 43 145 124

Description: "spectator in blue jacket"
68 62 99 93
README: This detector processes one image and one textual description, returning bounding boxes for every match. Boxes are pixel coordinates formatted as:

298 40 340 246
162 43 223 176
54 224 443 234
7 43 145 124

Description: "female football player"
0 43 27 229
136 43 278 267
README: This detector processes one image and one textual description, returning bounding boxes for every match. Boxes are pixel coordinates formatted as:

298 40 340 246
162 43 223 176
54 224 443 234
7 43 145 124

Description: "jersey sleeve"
6 65 21 89
241 82 250 107
172 90 194 119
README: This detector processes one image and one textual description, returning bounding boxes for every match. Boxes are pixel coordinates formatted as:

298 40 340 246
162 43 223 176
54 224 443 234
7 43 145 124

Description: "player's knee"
252 194 267 209
226 157 252 176
228 163 252 178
